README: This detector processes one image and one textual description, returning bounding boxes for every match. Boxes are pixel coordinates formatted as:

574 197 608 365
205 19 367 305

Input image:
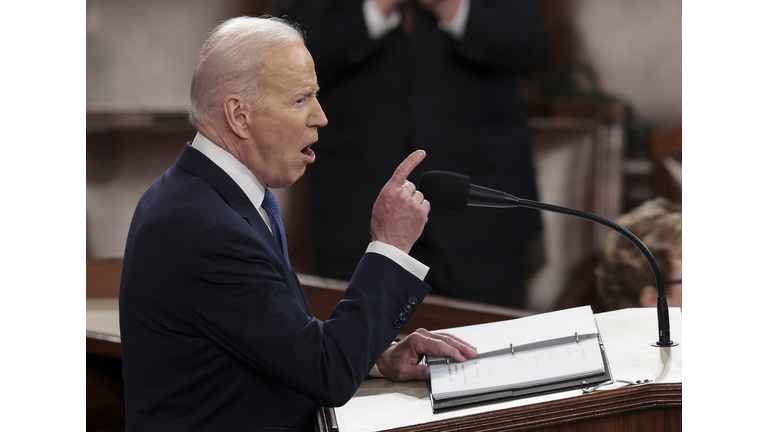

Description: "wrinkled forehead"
262 42 314 71
258 43 318 89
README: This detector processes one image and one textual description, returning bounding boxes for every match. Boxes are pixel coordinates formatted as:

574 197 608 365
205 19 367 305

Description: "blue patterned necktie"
262 189 290 262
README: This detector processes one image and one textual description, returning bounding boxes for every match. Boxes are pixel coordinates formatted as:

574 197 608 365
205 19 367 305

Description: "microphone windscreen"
417 171 470 211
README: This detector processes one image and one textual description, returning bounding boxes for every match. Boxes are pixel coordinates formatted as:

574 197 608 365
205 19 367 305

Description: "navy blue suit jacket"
119 143 430 431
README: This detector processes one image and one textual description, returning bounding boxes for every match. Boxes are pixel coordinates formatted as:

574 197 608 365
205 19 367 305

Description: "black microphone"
417 170 678 348
418 171 520 209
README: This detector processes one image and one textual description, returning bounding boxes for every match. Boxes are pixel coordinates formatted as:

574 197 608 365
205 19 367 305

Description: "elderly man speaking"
118 16 476 431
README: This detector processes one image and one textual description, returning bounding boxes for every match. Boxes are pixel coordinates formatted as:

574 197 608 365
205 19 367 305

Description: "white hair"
188 16 305 127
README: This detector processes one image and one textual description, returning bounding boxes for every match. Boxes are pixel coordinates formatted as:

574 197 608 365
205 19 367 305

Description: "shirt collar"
190 132 266 212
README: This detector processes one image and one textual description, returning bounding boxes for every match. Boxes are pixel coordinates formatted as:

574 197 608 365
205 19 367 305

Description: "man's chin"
274 167 308 189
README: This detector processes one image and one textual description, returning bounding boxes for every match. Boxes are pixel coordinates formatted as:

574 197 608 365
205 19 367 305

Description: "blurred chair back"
652 127 682 204
524 100 624 311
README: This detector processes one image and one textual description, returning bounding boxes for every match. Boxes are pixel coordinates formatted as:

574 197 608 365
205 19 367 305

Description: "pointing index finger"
388 150 426 187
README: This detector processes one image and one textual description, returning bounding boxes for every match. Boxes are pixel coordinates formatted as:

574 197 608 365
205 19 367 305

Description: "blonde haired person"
596 198 682 310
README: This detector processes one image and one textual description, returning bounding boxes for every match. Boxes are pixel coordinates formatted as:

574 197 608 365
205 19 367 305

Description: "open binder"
426 306 613 413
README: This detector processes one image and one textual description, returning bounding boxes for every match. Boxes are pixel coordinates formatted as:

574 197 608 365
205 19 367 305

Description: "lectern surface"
333 308 682 432
86 298 120 338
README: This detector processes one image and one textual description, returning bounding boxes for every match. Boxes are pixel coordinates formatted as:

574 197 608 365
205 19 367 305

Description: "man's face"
240 42 327 189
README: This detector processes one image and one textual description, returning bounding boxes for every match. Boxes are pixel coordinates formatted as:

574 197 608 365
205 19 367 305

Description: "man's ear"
639 286 658 308
223 95 249 140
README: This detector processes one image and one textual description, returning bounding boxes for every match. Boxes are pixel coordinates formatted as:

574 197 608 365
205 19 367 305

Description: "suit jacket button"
394 320 403 329
399 312 408 321
403 304 413 313
408 296 417 305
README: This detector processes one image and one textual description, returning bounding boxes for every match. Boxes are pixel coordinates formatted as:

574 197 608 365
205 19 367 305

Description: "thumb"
387 150 426 187
412 364 430 381
391 363 430 382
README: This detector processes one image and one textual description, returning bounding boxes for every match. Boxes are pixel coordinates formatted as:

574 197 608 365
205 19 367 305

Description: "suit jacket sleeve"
184 223 429 406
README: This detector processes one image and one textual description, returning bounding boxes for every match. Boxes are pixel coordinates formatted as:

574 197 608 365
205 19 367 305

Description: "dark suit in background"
119 144 429 431
283 0 548 308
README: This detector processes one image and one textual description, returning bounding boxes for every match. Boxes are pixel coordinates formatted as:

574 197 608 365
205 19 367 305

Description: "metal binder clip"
575 333 579 343
581 379 653 394
510 343 514 355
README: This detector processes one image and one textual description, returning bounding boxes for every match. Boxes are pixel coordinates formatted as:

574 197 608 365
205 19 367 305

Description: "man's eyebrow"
299 86 319 97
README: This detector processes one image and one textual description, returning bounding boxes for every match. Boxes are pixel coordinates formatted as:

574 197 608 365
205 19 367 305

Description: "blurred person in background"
596 197 682 310
282 0 548 308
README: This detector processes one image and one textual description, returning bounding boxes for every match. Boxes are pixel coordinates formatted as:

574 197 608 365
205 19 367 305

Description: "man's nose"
310 99 328 127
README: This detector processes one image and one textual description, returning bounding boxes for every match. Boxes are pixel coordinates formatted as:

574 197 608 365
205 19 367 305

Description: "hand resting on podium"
376 328 478 381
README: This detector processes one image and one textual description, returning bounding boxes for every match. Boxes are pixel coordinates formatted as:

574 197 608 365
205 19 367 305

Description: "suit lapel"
175 143 313 315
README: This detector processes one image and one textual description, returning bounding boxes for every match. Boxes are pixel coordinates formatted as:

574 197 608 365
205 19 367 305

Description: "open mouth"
301 144 316 161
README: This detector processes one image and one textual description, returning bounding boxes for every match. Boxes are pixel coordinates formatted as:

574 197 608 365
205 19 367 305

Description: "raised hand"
370 150 430 254
374 0 410 17
417 0 463 23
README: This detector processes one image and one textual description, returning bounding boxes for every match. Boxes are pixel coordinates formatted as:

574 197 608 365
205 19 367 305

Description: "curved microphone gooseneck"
418 171 677 348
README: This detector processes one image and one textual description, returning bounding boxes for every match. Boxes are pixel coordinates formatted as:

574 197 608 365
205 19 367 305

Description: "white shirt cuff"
365 241 429 281
363 0 402 39
368 361 386 378
438 0 470 39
